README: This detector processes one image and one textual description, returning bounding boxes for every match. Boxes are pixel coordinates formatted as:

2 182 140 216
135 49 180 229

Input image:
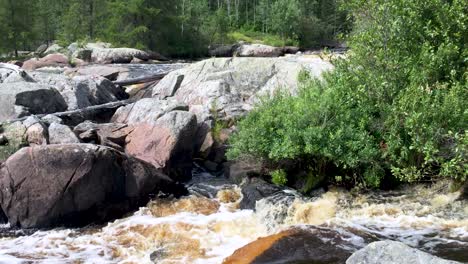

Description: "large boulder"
112 98 188 125
224 226 364 264
235 44 284 57
346 241 461 264
239 177 284 210
22 53 70 70
125 111 198 182
152 57 333 123
0 144 185 228
0 82 67 121
91 48 154 64
31 72 128 110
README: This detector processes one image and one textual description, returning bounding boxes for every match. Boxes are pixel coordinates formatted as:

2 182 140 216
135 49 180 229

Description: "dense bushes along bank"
228 0 467 190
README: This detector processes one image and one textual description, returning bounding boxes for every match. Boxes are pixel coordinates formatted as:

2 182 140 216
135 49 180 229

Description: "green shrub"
271 169 288 186
228 0 467 188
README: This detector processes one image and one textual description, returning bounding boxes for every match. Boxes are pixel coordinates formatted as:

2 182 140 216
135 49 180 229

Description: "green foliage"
271 169 288 186
228 0 467 188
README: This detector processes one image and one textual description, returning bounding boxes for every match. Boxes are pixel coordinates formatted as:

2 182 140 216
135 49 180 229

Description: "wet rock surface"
239 178 284 210
224 226 367 264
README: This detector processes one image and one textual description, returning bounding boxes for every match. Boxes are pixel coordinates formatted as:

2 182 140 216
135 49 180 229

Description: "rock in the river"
48 123 80 144
152 57 333 123
0 144 184 228
235 44 283 57
346 241 461 264
125 111 198 182
22 53 70 70
240 178 283 210
0 82 67 121
112 98 188 125
224 226 363 264
91 48 152 64
224 160 263 185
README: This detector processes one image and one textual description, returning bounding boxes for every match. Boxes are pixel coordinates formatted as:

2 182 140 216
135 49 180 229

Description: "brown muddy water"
0 170 466 264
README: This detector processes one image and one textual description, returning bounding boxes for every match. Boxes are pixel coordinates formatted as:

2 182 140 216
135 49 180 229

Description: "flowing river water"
0 166 466 264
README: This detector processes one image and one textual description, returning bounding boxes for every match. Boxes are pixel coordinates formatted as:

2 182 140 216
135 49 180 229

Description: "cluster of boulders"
21 42 169 71
0 55 333 228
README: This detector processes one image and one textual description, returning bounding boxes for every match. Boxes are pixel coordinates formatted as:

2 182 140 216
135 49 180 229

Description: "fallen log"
113 72 167 86
2 99 135 126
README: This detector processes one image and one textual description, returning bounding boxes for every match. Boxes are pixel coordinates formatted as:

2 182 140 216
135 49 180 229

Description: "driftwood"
113 72 167 86
2 99 135 126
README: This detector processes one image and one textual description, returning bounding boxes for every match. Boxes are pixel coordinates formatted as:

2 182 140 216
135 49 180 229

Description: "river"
0 165 466 264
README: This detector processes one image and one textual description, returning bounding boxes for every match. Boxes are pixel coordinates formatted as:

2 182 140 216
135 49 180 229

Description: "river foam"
0 182 466 263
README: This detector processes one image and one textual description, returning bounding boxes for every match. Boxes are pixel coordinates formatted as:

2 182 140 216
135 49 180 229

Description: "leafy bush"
271 169 288 186
228 0 467 188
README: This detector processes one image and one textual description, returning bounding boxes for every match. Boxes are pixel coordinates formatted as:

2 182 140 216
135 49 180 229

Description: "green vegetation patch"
228 0 467 189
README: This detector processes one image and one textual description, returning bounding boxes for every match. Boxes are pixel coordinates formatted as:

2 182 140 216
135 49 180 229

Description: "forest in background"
0 0 349 58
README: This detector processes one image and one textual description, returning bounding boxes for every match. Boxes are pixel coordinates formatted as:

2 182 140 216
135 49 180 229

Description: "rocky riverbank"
0 53 333 229
0 51 465 263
